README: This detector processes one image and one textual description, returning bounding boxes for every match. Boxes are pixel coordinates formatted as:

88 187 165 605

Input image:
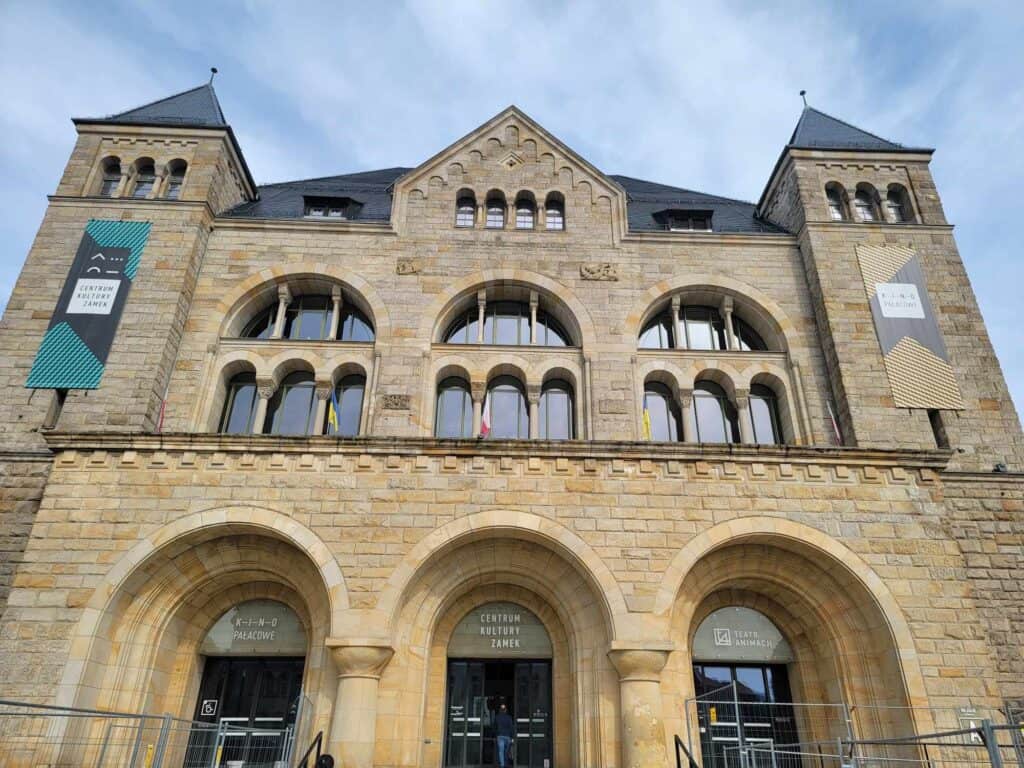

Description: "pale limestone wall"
0 452 50 618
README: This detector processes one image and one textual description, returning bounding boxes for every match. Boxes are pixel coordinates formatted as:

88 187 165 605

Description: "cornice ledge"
40 431 952 469
212 217 396 235
621 231 795 247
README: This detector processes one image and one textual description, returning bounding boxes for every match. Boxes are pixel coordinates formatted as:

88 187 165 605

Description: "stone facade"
0 95 1021 768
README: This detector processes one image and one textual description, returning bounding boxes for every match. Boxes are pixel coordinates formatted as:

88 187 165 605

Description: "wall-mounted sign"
855 244 963 409
199 600 307 657
26 219 151 390
447 602 553 659
692 607 794 663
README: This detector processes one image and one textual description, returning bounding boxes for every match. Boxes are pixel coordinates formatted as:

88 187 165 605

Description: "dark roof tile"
76 84 227 128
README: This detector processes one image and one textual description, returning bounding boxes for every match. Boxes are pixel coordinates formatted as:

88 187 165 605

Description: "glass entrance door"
190 657 305 766
445 660 552 768
693 663 800 768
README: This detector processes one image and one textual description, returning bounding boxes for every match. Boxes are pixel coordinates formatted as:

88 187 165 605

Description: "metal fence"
0 699 300 768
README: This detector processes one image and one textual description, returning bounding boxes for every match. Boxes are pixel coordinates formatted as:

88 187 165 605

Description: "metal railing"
0 698 299 768
294 730 324 768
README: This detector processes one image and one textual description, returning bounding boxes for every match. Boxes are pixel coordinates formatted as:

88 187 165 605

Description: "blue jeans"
497 735 513 767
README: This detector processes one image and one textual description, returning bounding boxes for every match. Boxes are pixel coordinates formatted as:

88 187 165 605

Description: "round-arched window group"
639 303 766 351
825 181 915 224
455 189 566 231
242 294 373 342
643 379 783 445
97 155 188 200
434 376 575 440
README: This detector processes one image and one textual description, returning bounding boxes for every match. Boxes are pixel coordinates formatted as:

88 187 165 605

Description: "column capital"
315 380 334 400
677 387 694 408
476 289 487 307
607 646 671 682
734 387 750 408
720 295 734 313
529 290 539 309
328 641 394 680
255 377 277 400
277 283 292 303
331 284 343 302
471 381 487 403
526 383 542 404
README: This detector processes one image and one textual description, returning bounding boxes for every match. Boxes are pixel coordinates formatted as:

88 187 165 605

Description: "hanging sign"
692 607 794 663
26 219 151 389
447 602 553 659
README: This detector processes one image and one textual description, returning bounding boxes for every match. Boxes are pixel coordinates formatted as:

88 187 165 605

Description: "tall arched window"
539 379 574 440
691 381 740 443
825 182 849 221
218 372 258 434
885 184 911 223
545 192 565 231
132 159 156 199
486 192 506 229
443 302 570 346
435 377 473 438
486 376 528 439
327 375 365 437
853 184 880 222
643 382 681 441
164 160 187 200
455 191 476 227
748 383 782 445
515 193 536 229
99 157 121 197
264 372 318 435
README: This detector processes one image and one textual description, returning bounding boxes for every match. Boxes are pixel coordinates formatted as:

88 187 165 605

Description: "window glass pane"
486 205 504 228
220 376 257 434
267 376 316 435
735 319 766 351
644 386 679 441
639 315 672 349
436 381 472 438
545 206 564 230
492 303 521 345
538 313 568 346
749 392 779 445
516 207 534 229
488 379 527 439
331 377 365 437
132 178 153 198
694 391 728 443
340 309 374 342
166 181 182 200
735 667 768 703
685 307 715 350
242 307 276 339
540 384 573 440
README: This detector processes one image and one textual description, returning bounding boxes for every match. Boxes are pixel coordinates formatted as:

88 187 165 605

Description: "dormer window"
304 196 361 220
655 210 713 232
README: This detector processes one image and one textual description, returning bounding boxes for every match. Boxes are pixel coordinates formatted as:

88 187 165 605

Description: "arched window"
283 295 333 340
639 312 674 349
218 372 258 434
539 379 574 440
691 381 740 443
486 192 506 229
443 301 570 346
886 184 911 223
99 158 121 197
638 304 767 351
435 377 473 438
455 191 476 227
131 159 156 199
545 193 565 231
327 374 365 437
486 376 528 439
747 383 782 445
337 307 374 342
240 294 374 342
164 160 187 200
264 371 318 435
853 184 880 222
825 182 849 221
643 382 681 441
242 304 277 339
515 193 536 229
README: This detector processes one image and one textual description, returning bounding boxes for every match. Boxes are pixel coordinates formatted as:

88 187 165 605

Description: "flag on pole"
327 387 341 434
479 393 491 438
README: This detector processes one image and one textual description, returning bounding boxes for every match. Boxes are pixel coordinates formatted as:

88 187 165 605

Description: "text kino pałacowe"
478 611 522 649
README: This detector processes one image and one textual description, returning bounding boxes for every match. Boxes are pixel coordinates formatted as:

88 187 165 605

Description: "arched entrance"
443 601 554 768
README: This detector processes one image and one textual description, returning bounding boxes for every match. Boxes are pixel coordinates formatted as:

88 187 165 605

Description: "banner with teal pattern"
26 219 151 389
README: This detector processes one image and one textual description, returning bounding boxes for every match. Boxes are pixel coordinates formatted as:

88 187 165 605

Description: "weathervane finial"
800 89 808 108
209 67 218 85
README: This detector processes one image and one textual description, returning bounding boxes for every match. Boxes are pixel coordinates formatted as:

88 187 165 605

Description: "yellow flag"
642 407 652 440
327 389 340 434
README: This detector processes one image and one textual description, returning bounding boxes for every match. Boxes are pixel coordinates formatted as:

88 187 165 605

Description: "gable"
392 106 628 240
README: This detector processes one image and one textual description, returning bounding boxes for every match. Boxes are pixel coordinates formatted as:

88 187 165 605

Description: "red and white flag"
479 393 491 438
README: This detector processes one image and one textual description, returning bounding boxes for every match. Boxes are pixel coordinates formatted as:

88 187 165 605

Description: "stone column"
476 290 487 344
271 284 292 339
529 291 539 345
315 381 333 435
115 171 131 198
252 378 277 434
328 643 394 768
670 295 684 349
148 168 167 200
679 389 696 443
329 285 343 340
527 383 541 439
471 381 486 437
735 388 754 444
720 296 737 350
608 646 671 768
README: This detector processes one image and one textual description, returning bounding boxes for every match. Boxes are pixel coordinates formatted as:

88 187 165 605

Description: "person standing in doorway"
496 703 515 767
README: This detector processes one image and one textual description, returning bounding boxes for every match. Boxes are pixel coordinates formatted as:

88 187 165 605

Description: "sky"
0 1 1021 417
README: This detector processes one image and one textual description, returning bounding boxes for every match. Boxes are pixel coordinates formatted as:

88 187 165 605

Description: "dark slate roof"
223 168 411 221
75 84 227 128
788 107 930 152
610 175 786 234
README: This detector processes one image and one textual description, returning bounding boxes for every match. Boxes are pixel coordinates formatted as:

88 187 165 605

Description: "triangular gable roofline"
392 105 627 200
